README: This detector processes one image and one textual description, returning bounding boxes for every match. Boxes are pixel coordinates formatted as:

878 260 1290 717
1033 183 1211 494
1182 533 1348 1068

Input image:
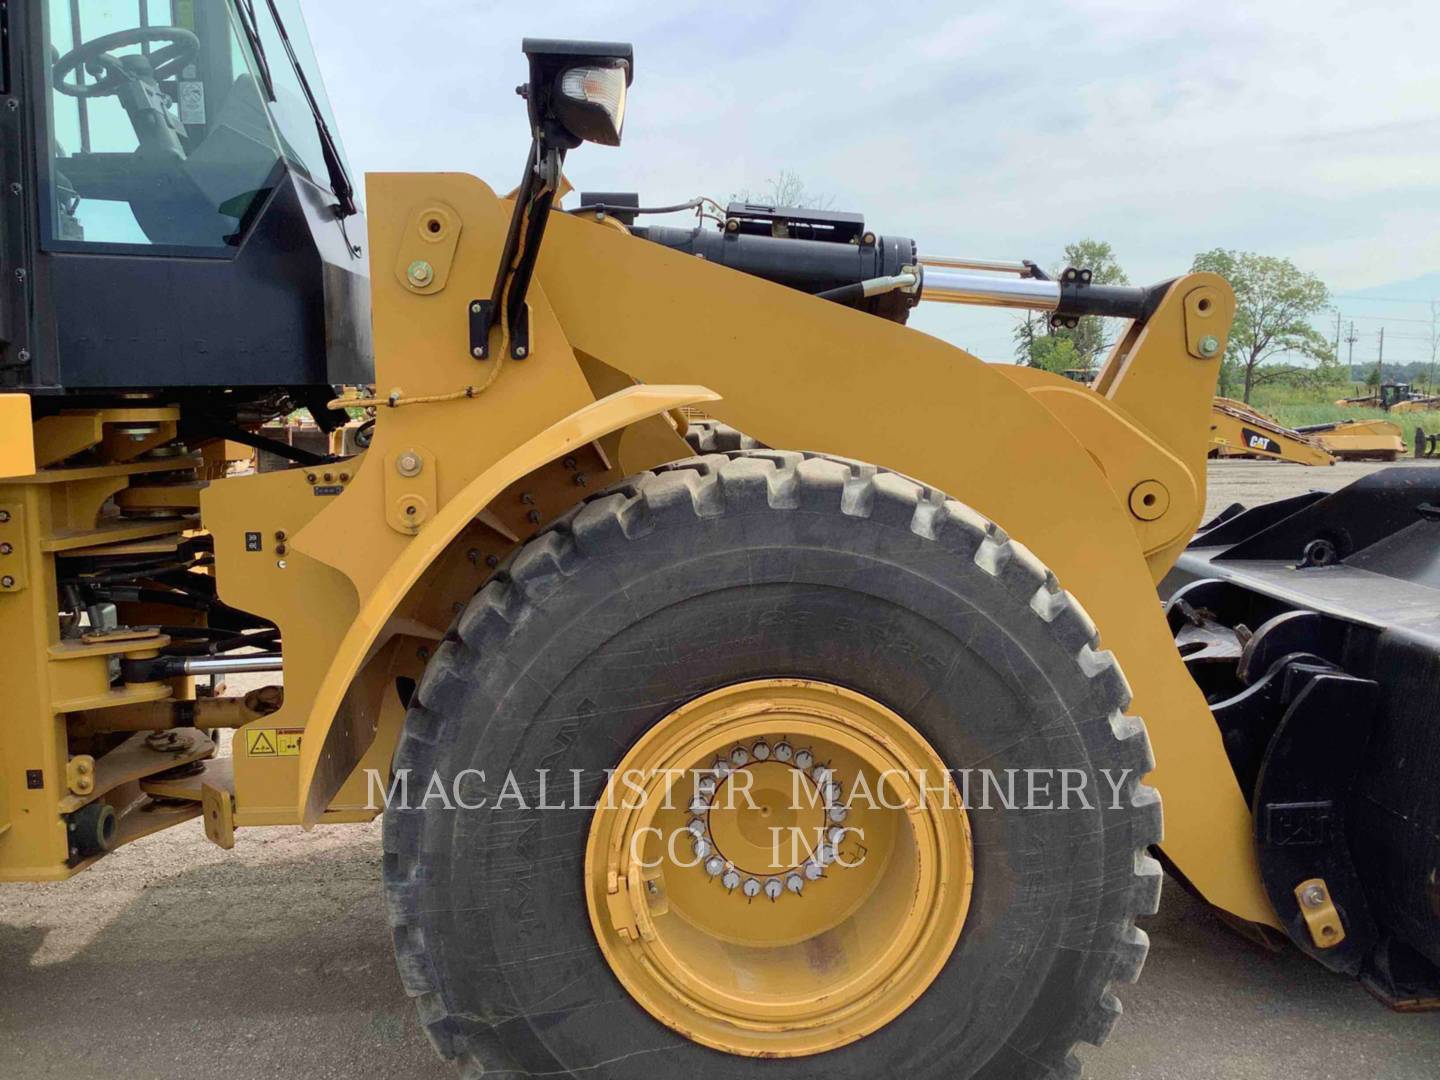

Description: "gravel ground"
3 458 1437 1080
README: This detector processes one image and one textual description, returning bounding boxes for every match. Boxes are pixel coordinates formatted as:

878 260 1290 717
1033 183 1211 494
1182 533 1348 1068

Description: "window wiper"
234 1 277 102
261 0 357 219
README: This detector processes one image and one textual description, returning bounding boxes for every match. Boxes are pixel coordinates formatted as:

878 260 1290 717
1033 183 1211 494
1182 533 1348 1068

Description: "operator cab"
2 0 370 415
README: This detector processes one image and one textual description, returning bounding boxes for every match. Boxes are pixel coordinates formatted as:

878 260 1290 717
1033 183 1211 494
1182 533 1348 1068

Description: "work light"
556 61 628 146
521 39 634 149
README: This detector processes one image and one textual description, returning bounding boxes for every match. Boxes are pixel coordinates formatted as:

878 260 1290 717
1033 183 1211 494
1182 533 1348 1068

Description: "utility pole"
1430 300 1438 394
1345 320 1358 386
1378 326 1385 387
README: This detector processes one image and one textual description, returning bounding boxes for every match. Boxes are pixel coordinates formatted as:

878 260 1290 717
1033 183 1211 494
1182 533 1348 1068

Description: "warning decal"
244 728 303 757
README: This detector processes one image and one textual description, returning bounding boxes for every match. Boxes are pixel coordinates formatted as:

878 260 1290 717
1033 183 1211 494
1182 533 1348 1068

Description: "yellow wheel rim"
583 679 974 1057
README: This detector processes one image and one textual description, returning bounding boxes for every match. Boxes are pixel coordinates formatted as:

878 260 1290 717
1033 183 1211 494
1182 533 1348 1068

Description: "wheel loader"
2 4 1438 1078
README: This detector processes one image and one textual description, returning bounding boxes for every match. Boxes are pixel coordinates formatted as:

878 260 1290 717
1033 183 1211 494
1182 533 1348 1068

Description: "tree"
732 169 835 209
1013 239 1129 370
1190 250 1333 403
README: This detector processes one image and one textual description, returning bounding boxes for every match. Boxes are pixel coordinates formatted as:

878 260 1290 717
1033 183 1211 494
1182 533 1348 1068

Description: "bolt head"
275 560 287 570
1198 334 1221 357
1 575 13 588
472 346 485 358
1301 884 1327 909
513 346 528 359
406 260 434 287
396 451 423 477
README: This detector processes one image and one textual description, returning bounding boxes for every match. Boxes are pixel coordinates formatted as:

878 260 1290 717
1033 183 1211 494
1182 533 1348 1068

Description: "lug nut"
722 869 741 891
773 742 793 763
816 844 837 867
804 861 824 881
752 741 770 761
742 878 762 899
795 749 814 770
828 805 849 824
812 766 832 785
764 879 783 901
730 746 750 767
704 856 725 877
1301 884 1328 909
828 826 847 846
689 796 711 816
786 874 805 895
686 818 706 837
696 776 716 798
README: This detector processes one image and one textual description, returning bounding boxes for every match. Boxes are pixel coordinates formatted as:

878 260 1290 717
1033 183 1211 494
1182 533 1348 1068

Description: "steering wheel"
53 26 200 98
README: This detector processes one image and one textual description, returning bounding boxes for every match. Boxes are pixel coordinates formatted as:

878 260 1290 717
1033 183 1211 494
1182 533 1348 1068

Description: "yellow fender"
291 384 717 823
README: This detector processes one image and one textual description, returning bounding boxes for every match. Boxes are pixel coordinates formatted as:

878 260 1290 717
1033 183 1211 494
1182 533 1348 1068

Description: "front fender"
291 384 718 824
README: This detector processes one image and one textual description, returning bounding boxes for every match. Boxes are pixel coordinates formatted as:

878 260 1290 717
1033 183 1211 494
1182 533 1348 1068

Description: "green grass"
1244 385 1440 445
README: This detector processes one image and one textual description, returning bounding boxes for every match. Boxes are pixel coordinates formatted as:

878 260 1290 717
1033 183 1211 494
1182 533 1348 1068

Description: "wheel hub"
584 679 974 1057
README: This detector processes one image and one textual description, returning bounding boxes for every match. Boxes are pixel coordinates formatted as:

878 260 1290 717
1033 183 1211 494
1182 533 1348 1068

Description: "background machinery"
2 4 1437 1078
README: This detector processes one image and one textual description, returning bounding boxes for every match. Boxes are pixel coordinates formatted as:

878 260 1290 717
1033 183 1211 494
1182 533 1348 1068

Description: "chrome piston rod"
917 264 1160 319
919 267 1061 311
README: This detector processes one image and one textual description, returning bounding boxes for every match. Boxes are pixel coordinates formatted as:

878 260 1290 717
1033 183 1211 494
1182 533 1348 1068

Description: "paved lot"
3 459 1438 1079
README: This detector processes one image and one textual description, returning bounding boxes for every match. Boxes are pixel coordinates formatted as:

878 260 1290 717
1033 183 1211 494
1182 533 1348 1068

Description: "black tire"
682 418 764 454
383 450 1162 1080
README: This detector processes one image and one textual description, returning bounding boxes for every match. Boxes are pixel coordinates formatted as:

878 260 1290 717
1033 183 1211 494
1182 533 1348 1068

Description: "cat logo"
1241 427 1275 454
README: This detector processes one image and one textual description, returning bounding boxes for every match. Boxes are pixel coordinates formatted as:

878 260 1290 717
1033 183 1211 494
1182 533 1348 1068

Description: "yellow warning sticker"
244 728 303 757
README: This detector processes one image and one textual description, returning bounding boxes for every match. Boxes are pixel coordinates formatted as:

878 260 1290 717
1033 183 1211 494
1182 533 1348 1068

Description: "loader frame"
1 172 1278 930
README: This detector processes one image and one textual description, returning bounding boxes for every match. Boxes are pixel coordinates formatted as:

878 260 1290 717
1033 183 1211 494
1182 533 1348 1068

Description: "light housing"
521 38 634 149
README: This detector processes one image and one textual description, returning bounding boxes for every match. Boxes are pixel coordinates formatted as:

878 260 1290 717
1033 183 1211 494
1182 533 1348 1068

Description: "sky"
297 0 1440 369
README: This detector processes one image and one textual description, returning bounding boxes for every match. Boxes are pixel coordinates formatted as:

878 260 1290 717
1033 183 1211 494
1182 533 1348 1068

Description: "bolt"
704 855 724 877
5 99 17 111
16 348 29 363
8 182 20 195
276 560 287 569
406 260 434 287
471 346 484 358
1 575 13 588
323 472 333 482
405 505 417 516
721 869 741 891
794 749 814 770
485 554 499 568
764 879 783 901
306 473 317 483
786 874 804 895
730 746 750 767
275 543 287 556
471 302 483 314
1198 334 1221 357
1301 884 1328 909
338 473 350 482
15 268 26 283
0 510 9 522
274 530 286 541
0 543 10 554
804 860 824 881
752 741 771 761
742 878 762 899
513 346 528 359
396 451 423 477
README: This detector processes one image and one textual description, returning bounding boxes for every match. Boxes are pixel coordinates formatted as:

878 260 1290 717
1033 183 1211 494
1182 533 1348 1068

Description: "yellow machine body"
1208 397 1335 466
0 172 1277 929
1310 418 1407 461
